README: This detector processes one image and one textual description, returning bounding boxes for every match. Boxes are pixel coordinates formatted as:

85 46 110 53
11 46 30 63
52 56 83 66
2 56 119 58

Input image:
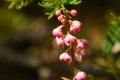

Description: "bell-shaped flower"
77 39 88 49
59 52 72 63
55 37 64 47
70 9 78 16
52 25 63 37
69 20 82 33
55 10 61 17
74 71 87 80
64 33 77 46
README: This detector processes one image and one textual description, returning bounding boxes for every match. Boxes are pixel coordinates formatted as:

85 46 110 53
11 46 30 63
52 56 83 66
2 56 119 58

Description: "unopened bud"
52 26 63 37
55 37 64 47
58 14 64 22
74 71 87 80
77 39 88 49
55 10 61 17
69 20 82 33
59 52 72 63
70 9 78 16
64 33 77 46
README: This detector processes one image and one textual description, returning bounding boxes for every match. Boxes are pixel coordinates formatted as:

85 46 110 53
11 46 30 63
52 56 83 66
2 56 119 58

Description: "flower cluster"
52 9 88 80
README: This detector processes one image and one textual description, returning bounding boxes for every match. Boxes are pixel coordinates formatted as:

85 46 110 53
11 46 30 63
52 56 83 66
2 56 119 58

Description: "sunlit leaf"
104 16 120 56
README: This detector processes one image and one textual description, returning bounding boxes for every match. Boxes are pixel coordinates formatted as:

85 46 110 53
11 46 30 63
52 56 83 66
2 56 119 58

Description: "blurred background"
0 0 120 80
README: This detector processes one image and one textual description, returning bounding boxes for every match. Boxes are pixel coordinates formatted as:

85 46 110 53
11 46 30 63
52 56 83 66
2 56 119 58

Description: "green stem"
61 4 67 14
61 4 66 10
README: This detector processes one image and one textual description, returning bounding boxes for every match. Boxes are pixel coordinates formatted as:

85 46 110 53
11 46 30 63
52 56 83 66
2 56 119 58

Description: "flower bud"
55 37 64 46
58 14 64 22
59 52 72 63
70 9 78 16
74 71 87 80
55 10 61 17
77 39 88 49
52 26 63 37
64 34 77 46
81 49 87 57
69 20 82 33
75 53 83 63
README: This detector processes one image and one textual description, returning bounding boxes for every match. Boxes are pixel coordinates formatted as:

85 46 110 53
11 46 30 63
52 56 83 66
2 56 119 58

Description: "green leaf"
38 0 82 19
8 1 16 9
7 0 33 9
47 6 60 19
69 0 82 5
104 16 120 56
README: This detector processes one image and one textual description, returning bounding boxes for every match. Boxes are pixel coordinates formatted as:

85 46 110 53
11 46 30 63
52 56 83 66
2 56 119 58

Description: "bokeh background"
0 0 120 80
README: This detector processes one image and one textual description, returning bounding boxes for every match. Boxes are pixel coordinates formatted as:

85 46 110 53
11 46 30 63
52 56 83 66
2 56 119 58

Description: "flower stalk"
52 7 88 80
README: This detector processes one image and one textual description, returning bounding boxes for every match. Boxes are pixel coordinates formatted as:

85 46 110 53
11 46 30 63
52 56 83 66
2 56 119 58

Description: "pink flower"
74 71 87 80
55 10 61 17
55 37 64 46
69 20 82 33
81 49 87 57
70 9 78 16
75 53 83 63
58 14 64 22
77 39 88 49
59 52 72 63
64 34 77 46
52 26 63 37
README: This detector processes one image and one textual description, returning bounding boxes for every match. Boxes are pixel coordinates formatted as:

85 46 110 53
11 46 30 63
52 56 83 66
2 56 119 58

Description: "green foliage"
86 74 95 80
38 0 82 19
6 0 82 19
104 16 120 56
39 0 82 8
6 0 33 9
